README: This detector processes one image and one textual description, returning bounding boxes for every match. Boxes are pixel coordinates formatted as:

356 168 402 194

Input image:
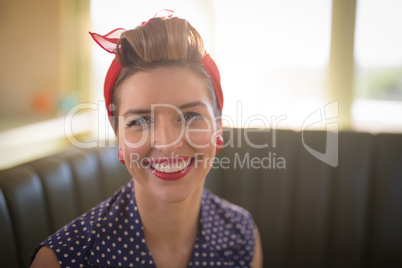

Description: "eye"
182 112 204 121
126 116 152 129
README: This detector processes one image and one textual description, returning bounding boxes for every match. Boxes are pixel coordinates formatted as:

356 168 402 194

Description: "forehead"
118 67 211 111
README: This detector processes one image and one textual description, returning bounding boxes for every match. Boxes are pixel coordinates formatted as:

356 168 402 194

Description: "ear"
215 117 223 136
215 119 224 153
89 28 126 54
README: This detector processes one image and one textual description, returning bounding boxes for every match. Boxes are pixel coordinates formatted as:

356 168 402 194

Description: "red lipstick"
148 156 194 181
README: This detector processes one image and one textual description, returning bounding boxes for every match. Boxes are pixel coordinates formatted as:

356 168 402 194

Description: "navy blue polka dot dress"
31 180 256 267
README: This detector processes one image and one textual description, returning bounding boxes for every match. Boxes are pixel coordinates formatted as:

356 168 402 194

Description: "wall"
0 0 61 129
0 0 92 169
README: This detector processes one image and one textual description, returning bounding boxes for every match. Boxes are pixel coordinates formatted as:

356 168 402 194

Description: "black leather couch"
1 129 401 268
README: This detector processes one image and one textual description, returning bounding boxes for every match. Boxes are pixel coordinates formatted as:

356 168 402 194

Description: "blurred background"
1 0 401 168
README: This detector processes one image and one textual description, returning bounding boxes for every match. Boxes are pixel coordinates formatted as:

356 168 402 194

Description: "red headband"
89 13 223 128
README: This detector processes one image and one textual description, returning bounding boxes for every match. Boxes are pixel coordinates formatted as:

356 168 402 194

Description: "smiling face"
116 66 221 203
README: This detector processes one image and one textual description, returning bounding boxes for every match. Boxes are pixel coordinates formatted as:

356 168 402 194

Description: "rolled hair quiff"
112 17 220 130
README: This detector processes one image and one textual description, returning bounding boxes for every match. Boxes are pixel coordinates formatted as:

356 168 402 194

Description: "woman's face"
117 66 221 203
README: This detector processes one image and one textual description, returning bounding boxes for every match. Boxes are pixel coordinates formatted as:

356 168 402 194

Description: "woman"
31 11 262 268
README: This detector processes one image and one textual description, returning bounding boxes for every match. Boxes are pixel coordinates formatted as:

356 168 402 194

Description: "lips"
148 156 194 181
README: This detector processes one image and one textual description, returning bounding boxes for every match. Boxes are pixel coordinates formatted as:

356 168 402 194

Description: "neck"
134 181 203 250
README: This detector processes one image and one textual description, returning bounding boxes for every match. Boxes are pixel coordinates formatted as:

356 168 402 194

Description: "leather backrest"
0 129 401 268
367 133 402 266
0 146 132 268
205 129 402 268
96 147 132 199
63 149 104 213
28 156 80 232
0 166 51 268
0 188 20 267
325 131 375 268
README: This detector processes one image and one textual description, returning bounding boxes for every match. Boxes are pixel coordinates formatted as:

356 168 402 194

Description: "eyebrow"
123 101 208 117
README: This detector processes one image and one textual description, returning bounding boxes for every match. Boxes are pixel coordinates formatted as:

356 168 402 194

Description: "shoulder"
251 225 263 268
31 199 110 266
30 246 60 268
203 189 255 226
31 181 133 266
201 190 256 264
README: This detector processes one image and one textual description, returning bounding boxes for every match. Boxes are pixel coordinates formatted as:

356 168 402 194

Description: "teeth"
151 159 191 173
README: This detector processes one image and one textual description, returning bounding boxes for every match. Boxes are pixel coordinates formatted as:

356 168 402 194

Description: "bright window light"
353 0 402 132
213 0 332 129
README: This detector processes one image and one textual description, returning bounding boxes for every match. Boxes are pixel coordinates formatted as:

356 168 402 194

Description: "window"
213 0 332 129
352 0 402 132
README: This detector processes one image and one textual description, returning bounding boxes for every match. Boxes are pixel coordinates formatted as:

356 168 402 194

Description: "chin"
153 179 205 204
132 172 205 204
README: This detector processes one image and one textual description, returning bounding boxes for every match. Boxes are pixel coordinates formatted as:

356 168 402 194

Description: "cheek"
123 144 150 172
118 130 151 160
185 118 218 152
185 131 214 152
118 125 150 148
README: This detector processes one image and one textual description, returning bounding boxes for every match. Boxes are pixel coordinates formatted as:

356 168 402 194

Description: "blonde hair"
112 17 219 129
118 17 204 63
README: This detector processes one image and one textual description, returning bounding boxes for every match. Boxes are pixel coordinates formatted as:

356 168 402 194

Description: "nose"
152 120 184 153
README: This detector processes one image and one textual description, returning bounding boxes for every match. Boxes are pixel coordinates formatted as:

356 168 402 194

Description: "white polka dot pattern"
31 181 256 267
